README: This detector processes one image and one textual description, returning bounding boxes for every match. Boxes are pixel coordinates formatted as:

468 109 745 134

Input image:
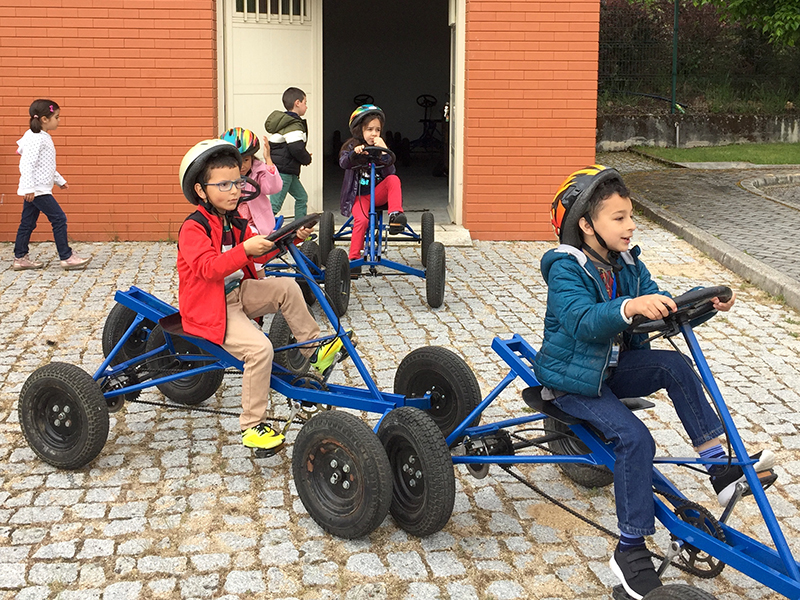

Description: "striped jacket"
264 111 312 176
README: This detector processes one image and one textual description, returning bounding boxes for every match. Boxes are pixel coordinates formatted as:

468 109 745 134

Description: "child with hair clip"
12 99 91 271
219 127 282 235
339 104 406 274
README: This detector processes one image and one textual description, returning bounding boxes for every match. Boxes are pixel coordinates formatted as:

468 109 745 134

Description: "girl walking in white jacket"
12 99 91 271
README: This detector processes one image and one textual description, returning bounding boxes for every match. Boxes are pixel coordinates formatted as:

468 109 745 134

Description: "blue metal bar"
446 370 517 446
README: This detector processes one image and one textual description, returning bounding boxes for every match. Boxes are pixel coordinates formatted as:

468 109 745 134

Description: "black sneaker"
388 211 407 234
709 449 777 506
609 546 662 600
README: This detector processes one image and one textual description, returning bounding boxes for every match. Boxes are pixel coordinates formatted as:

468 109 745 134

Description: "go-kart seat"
159 312 202 341
522 386 655 426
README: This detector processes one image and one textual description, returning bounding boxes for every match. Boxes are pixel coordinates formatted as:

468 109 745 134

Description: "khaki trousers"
222 278 320 429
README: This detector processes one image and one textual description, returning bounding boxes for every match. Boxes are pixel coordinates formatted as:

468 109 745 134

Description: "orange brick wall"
0 0 218 243
462 1 600 241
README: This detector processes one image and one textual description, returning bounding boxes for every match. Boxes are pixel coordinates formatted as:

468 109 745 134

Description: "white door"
220 0 323 217
448 0 465 225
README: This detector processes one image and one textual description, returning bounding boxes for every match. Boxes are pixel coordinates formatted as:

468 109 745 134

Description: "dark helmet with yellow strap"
550 165 625 248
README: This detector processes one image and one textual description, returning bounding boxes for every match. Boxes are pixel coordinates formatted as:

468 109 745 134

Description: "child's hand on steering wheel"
295 227 313 241
712 292 736 312
354 144 366 154
625 294 677 321
243 235 276 257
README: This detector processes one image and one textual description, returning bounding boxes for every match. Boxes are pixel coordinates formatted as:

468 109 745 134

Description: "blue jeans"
270 173 308 218
14 194 72 260
552 349 723 536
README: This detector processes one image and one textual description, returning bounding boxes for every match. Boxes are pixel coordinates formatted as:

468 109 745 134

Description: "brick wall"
462 1 600 241
0 0 218 244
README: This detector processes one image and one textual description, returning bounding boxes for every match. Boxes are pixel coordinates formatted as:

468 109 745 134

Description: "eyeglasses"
202 177 247 192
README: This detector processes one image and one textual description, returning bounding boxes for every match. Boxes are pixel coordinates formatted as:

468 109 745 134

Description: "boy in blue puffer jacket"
532 165 775 600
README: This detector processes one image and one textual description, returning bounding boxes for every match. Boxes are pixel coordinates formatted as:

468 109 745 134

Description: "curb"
739 173 800 211
626 148 686 169
632 194 800 312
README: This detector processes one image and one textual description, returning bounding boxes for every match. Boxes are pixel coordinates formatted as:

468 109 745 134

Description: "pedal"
280 401 304 436
254 443 283 459
657 540 681 577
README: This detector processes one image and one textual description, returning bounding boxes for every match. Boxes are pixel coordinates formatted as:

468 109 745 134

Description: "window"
234 0 310 23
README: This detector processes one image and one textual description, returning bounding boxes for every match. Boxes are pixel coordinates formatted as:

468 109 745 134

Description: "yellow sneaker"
241 423 285 450
310 331 356 375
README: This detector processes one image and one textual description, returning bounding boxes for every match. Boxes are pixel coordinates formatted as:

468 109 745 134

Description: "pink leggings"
349 174 403 259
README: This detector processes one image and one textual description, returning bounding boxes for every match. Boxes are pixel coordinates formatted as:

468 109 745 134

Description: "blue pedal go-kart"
317 145 446 308
422 285 797 599
16 216 477 540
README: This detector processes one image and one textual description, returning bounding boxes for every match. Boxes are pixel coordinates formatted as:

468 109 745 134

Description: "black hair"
29 99 59 133
282 87 306 111
200 150 241 186
584 178 631 223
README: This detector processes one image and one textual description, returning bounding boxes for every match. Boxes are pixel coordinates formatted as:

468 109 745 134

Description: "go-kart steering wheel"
354 94 374 106
628 285 732 334
416 94 437 108
266 212 320 245
361 145 396 166
239 176 261 204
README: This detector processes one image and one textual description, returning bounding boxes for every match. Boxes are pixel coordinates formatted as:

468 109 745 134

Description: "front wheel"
425 242 446 308
325 248 351 317
144 325 224 405
394 346 481 439
318 211 336 265
268 310 311 375
643 584 718 599
378 406 455 537
292 411 392 539
420 212 434 267
19 362 109 469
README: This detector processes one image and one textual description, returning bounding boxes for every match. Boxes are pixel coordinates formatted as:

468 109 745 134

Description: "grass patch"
634 143 800 164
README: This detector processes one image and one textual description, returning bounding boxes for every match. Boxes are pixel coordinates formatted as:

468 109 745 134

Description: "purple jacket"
339 140 396 217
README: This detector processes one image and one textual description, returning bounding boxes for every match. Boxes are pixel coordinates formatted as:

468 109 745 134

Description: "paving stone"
387 551 428 580
346 552 386 576
0 562 26 588
179 574 219 598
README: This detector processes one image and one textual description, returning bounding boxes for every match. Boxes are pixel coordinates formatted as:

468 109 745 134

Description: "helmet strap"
581 216 621 272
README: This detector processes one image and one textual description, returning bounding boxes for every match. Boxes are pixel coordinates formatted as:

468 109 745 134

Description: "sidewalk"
2 228 800 599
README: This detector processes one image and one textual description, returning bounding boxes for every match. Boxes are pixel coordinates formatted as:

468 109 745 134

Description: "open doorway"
322 0 451 226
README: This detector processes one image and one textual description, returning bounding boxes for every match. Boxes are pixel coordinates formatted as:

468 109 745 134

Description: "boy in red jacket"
177 139 348 452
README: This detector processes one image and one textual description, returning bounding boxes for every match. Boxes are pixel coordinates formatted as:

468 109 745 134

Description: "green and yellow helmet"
550 165 624 247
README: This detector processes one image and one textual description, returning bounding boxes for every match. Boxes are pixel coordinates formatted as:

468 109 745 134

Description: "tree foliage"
694 0 800 47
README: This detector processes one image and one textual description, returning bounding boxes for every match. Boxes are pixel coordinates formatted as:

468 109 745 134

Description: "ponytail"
28 99 59 133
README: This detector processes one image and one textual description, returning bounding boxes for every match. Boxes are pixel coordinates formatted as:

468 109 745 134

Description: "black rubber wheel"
268 310 311 375
420 212 434 267
325 247 350 317
643 584 718 599
546 418 614 488
425 242 446 308
319 211 335 265
292 411 392 539
377 406 455 537
101 304 156 366
394 346 481 439
144 325 224 405
19 362 109 469
298 239 320 307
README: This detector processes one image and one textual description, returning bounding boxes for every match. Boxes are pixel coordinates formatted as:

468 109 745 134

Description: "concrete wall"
597 114 800 152
0 0 218 243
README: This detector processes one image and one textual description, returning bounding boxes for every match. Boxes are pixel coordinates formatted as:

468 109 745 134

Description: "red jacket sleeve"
179 219 251 281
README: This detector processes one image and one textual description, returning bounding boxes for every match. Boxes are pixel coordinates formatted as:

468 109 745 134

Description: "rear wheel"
546 418 614 488
319 211 335 265
144 325 224 405
19 362 109 469
394 346 481 439
378 407 454 537
292 411 392 539
101 304 155 366
325 248 351 317
425 242 446 308
420 212 434 267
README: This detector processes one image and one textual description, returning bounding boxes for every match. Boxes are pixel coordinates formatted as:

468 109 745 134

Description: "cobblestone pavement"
2 230 800 600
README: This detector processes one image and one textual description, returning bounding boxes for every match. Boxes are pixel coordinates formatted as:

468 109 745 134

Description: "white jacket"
17 130 66 197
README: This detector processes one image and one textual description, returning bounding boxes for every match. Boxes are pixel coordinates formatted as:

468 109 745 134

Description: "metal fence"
598 0 800 113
